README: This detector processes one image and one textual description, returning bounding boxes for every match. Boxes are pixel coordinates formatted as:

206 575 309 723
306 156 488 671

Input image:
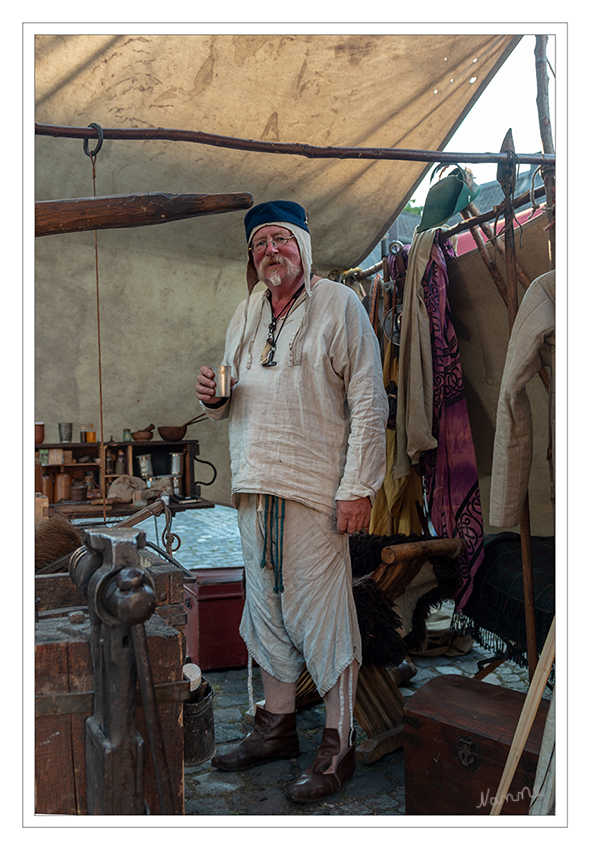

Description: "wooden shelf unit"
36 439 207 512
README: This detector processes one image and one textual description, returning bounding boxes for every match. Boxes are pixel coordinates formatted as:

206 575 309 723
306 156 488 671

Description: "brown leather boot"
286 728 356 803
211 705 299 771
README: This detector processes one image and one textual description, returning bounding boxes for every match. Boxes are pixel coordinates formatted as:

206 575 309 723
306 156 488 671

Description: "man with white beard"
195 200 388 803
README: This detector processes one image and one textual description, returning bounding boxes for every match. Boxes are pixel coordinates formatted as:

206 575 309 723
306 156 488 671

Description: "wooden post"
534 35 556 268
382 239 392 315
459 210 509 307
442 185 546 241
465 202 533 292
490 617 555 815
497 132 520 325
35 191 253 237
497 130 538 680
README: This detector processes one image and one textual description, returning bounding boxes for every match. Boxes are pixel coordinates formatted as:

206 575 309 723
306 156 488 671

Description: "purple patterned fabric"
418 238 484 608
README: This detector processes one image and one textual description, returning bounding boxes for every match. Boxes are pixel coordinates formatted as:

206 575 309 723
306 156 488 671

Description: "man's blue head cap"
244 200 309 242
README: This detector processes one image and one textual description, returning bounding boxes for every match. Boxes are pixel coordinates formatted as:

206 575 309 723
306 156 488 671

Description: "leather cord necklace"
260 283 306 367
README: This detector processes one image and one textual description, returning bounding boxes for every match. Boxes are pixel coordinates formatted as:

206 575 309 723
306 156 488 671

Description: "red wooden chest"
183 568 248 670
403 674 550 816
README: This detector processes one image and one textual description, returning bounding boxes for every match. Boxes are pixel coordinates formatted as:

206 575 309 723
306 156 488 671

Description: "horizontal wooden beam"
35 191 253 236
442 185 546 240
380 537 466 566
35 123 555 168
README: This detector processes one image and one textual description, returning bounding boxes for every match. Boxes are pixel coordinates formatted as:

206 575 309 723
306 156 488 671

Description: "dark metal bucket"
183 681 216 765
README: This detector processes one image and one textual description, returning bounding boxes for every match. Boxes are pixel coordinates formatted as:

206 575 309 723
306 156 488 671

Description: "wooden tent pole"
459 210 509 307
489 617 555 815
35 122 555 168
500 157 520 324
497 130 538 680
442 185 546 240
465 202 534 293
534 35 556 268
349 259 386 282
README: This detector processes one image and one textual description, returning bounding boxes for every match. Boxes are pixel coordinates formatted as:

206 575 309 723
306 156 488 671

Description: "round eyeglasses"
251 234 297 254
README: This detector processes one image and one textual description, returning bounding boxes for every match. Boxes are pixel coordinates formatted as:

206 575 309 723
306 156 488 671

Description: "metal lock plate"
456 735 481 771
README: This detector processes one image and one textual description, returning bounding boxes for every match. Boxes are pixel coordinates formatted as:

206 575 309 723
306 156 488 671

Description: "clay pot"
55 472 72 502
42 472 54 503
35 423 45 444
35 460 43 493
70 483 88 503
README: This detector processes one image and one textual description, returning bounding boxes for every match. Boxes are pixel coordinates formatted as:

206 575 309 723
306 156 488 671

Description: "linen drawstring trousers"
237 493 362 698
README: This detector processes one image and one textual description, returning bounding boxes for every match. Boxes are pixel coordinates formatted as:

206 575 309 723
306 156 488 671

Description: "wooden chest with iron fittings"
403 674 550 815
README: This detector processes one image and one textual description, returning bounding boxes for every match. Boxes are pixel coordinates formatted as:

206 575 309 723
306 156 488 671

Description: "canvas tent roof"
34 32 530 503
35 33 522 272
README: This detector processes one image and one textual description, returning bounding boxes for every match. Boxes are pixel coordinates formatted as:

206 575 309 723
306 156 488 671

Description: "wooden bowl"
157 426 186 441
131 430 154 441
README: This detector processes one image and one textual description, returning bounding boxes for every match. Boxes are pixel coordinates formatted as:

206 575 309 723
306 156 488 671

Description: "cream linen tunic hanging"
203 278 388 516
489 270 555 528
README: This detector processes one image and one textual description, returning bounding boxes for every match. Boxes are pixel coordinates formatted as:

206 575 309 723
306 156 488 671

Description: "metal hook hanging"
83 122 104 158
161 502 182 556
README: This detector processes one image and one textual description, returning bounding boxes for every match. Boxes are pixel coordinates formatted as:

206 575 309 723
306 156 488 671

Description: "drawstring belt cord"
260 494 286 594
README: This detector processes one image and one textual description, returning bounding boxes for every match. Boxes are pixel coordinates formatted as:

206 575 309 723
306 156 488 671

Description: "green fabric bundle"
417 165 481 233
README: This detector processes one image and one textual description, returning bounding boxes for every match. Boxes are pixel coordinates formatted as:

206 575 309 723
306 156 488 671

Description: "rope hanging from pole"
83 123 107 524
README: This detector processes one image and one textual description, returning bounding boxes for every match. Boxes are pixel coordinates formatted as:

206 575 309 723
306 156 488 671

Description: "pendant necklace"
260 284 305 367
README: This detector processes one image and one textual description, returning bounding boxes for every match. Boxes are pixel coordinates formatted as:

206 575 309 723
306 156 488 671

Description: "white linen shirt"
203 278 388 517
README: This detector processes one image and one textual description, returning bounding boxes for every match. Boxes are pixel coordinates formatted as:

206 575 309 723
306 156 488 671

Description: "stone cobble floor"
139 503 244 570
138 505 549 819
183 645 543 818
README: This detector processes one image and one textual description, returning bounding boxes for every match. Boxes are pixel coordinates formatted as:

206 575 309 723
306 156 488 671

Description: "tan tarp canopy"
34 33 522 505
35 33 520 267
